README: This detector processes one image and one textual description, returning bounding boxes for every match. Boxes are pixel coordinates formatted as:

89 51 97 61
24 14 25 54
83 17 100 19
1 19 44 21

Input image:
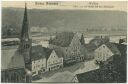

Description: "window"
43 69 45 72
24 45 26 49
61 59 63 62
24 44 29 48
103 45 105 48
32 72 36 75
26 44 28 48
66 49 68 52
72 52 74 55
57 65 60 67
77 47 79 50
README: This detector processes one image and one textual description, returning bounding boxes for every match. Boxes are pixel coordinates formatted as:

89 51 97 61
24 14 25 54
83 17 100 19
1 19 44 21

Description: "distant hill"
2 7 127 38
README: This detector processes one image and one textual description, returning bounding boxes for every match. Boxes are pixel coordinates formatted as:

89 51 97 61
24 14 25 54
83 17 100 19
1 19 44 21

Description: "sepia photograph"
1 1 127 83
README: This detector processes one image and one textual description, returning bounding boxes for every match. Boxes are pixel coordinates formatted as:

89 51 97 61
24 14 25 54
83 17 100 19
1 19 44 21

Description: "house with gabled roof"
45 48 63 71
31 45 47 76
49 32 86 64
94 42 121 63
72 49 126 83
30 45 63 76
72 69 101 83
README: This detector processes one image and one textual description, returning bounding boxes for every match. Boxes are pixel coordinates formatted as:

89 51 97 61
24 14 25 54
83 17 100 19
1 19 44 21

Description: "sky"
2 1 127 11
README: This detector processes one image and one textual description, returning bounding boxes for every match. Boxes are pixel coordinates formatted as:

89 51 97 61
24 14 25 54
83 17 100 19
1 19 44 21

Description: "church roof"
1 46 25 70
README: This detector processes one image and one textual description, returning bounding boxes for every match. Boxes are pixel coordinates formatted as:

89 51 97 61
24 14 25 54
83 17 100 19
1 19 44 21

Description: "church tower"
19 3 32 70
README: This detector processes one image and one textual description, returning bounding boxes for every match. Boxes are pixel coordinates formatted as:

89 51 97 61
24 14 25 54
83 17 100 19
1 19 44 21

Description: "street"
33 59 99 83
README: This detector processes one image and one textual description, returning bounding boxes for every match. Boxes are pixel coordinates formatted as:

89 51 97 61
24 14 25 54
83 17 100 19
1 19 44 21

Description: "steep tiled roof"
49 32 74 47
94 42 120 55
105 42 120 55
31 45 47 61
44 48 63 59
85 44 97 52
49 32 85 47
89 36 109 47
54 48 64 58
80 34 85 45
31 45 63 61
43 47 53 60
1 46 25 70
76 69 101 83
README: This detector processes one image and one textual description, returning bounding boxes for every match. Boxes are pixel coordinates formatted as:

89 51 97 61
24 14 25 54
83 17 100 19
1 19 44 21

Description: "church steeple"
19 3 32 66
21 3 30 40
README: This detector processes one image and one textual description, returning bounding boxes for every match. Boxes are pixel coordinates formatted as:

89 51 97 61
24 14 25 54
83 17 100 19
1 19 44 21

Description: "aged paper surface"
1 1 127 83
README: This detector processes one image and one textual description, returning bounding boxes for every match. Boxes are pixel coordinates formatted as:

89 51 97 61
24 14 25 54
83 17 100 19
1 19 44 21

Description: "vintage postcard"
1 1 127 83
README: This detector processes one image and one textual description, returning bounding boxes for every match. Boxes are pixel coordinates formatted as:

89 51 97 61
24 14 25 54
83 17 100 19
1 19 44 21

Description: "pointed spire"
80 33 85 45
20 3 30 40
25 2 27 8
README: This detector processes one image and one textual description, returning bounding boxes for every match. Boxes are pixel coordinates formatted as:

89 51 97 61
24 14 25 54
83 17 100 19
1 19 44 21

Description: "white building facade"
94 43 120 63
32 58 46 76
94 44 113 62
47 50 63 71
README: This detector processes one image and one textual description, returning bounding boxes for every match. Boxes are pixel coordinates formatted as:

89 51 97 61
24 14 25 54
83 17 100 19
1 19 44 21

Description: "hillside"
2 7 127 38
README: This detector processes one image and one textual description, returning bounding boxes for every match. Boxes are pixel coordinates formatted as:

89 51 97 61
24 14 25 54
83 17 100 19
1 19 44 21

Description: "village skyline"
1 1 127 83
